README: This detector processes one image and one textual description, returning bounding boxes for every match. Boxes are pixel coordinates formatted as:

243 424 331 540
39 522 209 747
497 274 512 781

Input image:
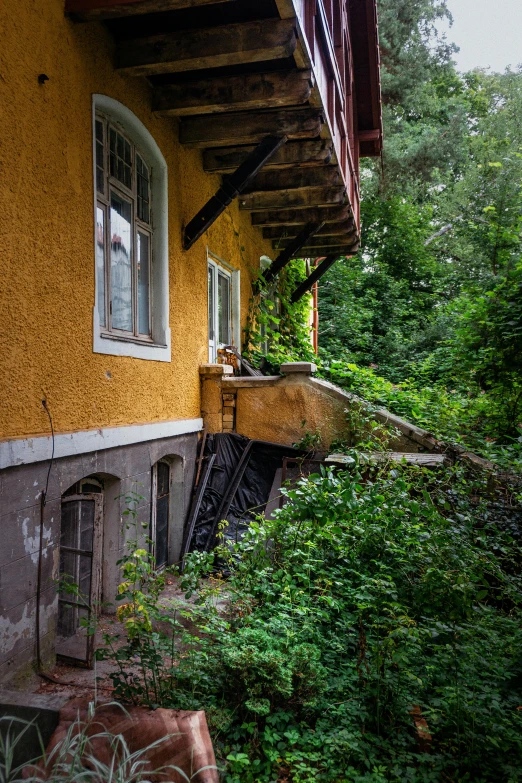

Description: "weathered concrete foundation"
0 433 197 685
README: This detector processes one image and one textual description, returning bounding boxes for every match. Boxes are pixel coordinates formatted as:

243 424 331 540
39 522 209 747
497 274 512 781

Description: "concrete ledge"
199 364 233 376
223 376 281 388
0 689 70 766
280 362 317 375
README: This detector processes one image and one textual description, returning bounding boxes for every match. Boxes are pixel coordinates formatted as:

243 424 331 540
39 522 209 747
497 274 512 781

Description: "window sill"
93 309 171 362
100 331 167 349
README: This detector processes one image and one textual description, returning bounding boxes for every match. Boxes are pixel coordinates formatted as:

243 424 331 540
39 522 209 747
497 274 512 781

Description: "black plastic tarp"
183 434 301 556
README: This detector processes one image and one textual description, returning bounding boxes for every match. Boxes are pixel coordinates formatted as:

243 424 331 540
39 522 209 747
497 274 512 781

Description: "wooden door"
56 492 103 667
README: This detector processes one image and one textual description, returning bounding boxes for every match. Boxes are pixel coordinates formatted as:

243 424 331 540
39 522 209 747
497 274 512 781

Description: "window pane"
137 231 150 336
109 127 132 189
110 192 133 332
61 502 79 549
96 206 106 327
208 266 214 341
95 120 105 195
136 155 150 224
157 462 170 497
218 271 231 345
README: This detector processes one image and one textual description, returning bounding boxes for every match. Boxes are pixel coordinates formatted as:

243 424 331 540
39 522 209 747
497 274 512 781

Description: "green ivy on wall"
242 259 317 374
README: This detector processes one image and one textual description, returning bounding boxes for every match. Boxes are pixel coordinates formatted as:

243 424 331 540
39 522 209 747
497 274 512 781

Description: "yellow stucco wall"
0 0 274 442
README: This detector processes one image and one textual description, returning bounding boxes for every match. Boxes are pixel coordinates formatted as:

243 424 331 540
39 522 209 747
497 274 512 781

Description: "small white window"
208 259 232 362
92 96 170 362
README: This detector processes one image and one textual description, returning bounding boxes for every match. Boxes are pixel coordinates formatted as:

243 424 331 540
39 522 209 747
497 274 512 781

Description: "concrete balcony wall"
200 364 441 453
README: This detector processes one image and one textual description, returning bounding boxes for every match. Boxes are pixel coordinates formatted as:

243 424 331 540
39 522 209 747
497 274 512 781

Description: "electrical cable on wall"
35 398 55 675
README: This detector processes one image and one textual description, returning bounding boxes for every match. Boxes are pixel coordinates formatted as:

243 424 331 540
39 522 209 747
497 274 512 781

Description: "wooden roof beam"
251 205 352 226
293 243 360 257
262 219 355 240
243 166 342 193
180 108 323 148
203 140 333 174
274 231 357 251
116 18 297 77
66 0 236 21
239 185 346 212
153 70 314 117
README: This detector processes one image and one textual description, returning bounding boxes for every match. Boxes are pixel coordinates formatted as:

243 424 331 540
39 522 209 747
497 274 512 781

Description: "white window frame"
207 251 240 363
92 95 171 362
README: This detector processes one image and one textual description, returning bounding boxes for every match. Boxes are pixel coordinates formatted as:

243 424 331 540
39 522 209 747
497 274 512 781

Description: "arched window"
92 96 170 362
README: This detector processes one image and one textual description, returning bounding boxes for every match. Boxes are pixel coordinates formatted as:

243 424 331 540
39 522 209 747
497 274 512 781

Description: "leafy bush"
99 462 522 782
323 360 522 473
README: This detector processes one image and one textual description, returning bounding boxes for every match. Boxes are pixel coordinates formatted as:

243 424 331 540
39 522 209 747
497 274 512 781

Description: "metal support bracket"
183 134 288 250
262 221 325 285
290 253 341 302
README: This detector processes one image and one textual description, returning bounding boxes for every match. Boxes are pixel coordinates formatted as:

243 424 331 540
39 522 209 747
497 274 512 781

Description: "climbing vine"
242 259 317 373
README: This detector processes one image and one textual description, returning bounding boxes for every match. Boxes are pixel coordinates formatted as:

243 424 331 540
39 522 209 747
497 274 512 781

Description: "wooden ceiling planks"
66 0 384 251
65 0 237 21
152 70 314 116
202 140 333 174
251 205 352 226
116 18 297 76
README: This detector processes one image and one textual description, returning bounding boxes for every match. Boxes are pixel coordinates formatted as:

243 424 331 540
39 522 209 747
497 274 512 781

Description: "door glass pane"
60 502 79 549
78 553 92 599
218 271 231 345
110 192 133 332
96 206 106 328
157 462 170 496
155 496 169 569
59 550 78 600
80 501 95 551
57 601 76 638
137 231 150 336
155 463 170 570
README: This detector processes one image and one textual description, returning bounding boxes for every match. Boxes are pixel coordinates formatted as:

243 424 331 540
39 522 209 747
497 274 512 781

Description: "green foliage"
319 15 522 459
243 259 316 373
323 360 522 473
98 462 522 782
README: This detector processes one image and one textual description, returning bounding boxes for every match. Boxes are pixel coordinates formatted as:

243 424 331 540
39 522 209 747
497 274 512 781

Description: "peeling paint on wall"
22 516 53 565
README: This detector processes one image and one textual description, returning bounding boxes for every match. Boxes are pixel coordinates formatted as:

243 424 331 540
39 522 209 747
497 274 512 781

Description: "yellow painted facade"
0 0 273 442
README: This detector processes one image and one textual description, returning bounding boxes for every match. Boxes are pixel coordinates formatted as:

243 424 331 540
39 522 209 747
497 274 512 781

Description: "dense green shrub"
99 462 522 782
